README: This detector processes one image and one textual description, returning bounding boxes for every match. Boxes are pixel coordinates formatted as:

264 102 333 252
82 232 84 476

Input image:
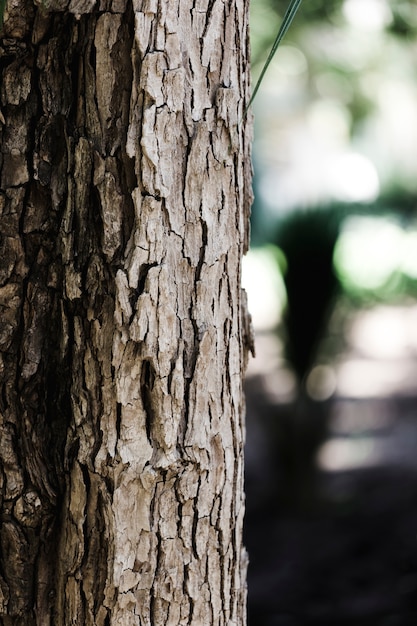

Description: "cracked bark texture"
0 0 252 623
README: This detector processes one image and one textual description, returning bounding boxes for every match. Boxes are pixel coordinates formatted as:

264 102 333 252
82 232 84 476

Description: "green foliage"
388 3 417 38
0 0 6 27
250 0 417 141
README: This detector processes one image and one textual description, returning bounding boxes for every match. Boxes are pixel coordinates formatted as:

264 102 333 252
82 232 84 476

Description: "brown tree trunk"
0 0 253 623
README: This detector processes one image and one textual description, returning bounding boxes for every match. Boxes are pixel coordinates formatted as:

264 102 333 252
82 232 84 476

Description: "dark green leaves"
0 0 6 27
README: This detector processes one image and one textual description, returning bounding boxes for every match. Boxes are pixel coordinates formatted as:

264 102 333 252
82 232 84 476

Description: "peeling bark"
0 0 252 623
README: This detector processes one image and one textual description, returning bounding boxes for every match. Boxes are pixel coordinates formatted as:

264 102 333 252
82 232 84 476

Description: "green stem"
244 0 303 119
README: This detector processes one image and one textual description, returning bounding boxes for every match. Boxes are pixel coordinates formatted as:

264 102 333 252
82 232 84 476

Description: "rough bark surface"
0 0 252 624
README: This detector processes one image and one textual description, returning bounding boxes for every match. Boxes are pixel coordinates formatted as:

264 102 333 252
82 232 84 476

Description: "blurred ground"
244 304 417 625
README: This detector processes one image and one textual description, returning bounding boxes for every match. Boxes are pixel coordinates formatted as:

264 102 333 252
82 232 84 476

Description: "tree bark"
0 0 252 623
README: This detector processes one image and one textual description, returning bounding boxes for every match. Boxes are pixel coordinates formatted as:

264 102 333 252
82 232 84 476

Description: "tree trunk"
0 0 253 624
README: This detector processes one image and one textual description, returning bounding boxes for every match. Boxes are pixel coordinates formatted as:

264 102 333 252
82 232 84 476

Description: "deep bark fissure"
141 358 156 447
115 401 122 447
190 484 200 561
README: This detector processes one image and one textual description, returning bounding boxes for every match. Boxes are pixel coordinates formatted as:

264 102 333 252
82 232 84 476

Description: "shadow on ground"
244 334 417 626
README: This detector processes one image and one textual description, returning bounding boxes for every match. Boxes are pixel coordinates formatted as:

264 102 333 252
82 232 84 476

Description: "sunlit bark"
0 0 252 623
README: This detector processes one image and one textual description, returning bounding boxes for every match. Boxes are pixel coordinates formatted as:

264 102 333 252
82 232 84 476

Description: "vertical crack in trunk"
140 358 156 446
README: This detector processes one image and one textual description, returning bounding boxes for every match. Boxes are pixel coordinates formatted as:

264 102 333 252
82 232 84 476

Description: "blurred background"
243 1 417 624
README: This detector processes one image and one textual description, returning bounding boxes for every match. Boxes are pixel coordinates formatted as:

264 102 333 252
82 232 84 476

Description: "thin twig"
243 0 304 120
